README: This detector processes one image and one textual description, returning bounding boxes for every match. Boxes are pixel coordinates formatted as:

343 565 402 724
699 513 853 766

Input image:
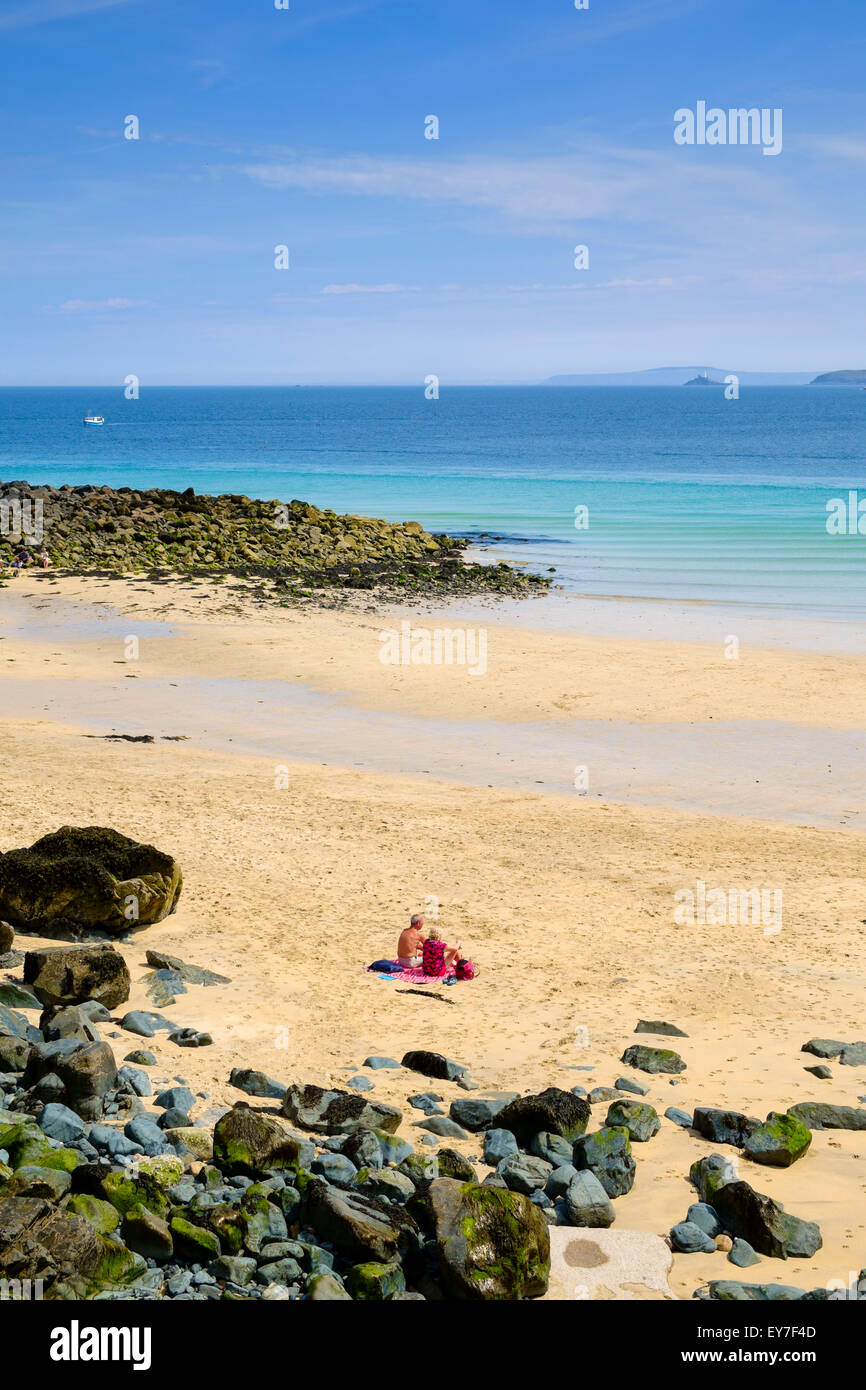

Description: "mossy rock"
7 1165 73 1200
430 1179 550 1300
0 827 182 935
164 1126 213 1160
123 1203 174 1260
169 1213 221 1260
63 1192 121 1235
436 1148 477 1181
496 1088 591 1146
136 1154 184 1189
0 1194 141 1297
573 1126 636 1198
98 1169 170 1220
743 1112 811 1167
604 1100 661 1143
1 1126 82 1175
620 1045 686 1075
213 1103 303 1177
345 1260 406 1300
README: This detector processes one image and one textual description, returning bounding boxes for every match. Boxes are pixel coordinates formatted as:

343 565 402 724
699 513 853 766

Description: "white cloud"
240 147 787 237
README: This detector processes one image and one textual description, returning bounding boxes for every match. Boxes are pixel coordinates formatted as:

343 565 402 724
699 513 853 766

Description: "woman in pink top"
421 926 462 977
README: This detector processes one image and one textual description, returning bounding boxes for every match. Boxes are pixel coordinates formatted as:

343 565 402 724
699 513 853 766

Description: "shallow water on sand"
2 670 862 830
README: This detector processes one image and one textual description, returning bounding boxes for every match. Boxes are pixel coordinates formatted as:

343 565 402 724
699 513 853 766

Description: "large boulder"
0 827 182 934
711 1180 822 1259
0 1195 141 1296
307 1179 420 1263
742 1112 812 1167
23 944 130 1010
692 1108 760 1147
0 921 13 954
281 1084 401 1136
496 1088 590 1146
213 1103 304 1176
787 1103 866 1132
429 1178 550 1300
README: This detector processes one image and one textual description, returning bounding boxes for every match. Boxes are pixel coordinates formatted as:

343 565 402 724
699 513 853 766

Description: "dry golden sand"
1 573 865 1300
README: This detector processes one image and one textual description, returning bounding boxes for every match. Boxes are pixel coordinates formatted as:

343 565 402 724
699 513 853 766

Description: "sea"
1 385 865 620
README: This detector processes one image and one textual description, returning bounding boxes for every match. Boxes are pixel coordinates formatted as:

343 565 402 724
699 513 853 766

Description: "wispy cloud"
51 297 148 313
0 0 135 31
321 282 411 295
240 146 787 237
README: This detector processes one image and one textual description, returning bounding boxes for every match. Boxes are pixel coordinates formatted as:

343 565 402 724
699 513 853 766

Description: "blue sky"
1 0 865 383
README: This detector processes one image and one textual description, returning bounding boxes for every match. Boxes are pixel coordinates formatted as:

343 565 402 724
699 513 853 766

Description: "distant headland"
810 369 866 385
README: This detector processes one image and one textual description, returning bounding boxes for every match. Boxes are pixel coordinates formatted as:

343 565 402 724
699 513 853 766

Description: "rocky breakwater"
0 480 550 598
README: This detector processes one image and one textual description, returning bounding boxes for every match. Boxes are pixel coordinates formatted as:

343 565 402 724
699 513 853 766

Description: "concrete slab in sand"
543 1227 676 1300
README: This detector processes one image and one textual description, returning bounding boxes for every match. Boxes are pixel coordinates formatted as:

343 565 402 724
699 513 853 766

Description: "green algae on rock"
0 480 550 599
430 1178 550 1300
2 828 182 936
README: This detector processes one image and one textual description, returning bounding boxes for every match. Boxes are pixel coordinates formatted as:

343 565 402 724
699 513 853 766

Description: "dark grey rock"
803 1065 832 1080
665 1107 693 1128
363 1056 400 1069
696 1281 805 1301
573 1126 635 1198
124 1115 171 1155
693 1108 759 1147
545 1163 579 1200
840 1043 866 1067
801 1039 846 1059
728 1238 761 1268
400 1050 466 1082
529 1131 574 1166
588 1087 619 1105
39 1101 85 1144
154 1085 195 1112
787 1102 866 1131
415 1116 468 1140
635 1020 688 1037
229 1068 286 1100
347 1076 373 1092
712 1180 822 1259
310 1153 358 1187
671 1220 716 1253
482 1127 518 1165
119 1011 175 1038
564 1170 615 1228
496 1152 552 1195
145 949 230 987
117 1065 151 1097
615 1076 649 1096
687 1202 721 1237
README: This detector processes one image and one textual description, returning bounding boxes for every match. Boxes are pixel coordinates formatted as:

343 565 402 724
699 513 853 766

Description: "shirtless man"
397 913 425 968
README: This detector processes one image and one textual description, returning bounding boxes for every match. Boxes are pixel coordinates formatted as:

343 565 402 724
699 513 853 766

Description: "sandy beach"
1 570 864 1300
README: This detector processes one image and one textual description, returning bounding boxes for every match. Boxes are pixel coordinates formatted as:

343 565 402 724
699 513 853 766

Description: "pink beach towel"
367 958 457 985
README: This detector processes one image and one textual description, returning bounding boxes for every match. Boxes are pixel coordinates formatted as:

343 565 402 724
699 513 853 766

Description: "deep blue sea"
1 385 865 617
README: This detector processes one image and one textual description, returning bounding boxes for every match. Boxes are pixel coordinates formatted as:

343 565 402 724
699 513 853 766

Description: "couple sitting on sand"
397 913 465 977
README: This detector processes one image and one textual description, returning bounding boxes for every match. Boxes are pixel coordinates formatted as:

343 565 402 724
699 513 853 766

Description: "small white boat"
83 414 105 425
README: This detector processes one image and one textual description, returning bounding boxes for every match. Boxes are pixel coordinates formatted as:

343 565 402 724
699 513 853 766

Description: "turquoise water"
1 385 864 617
